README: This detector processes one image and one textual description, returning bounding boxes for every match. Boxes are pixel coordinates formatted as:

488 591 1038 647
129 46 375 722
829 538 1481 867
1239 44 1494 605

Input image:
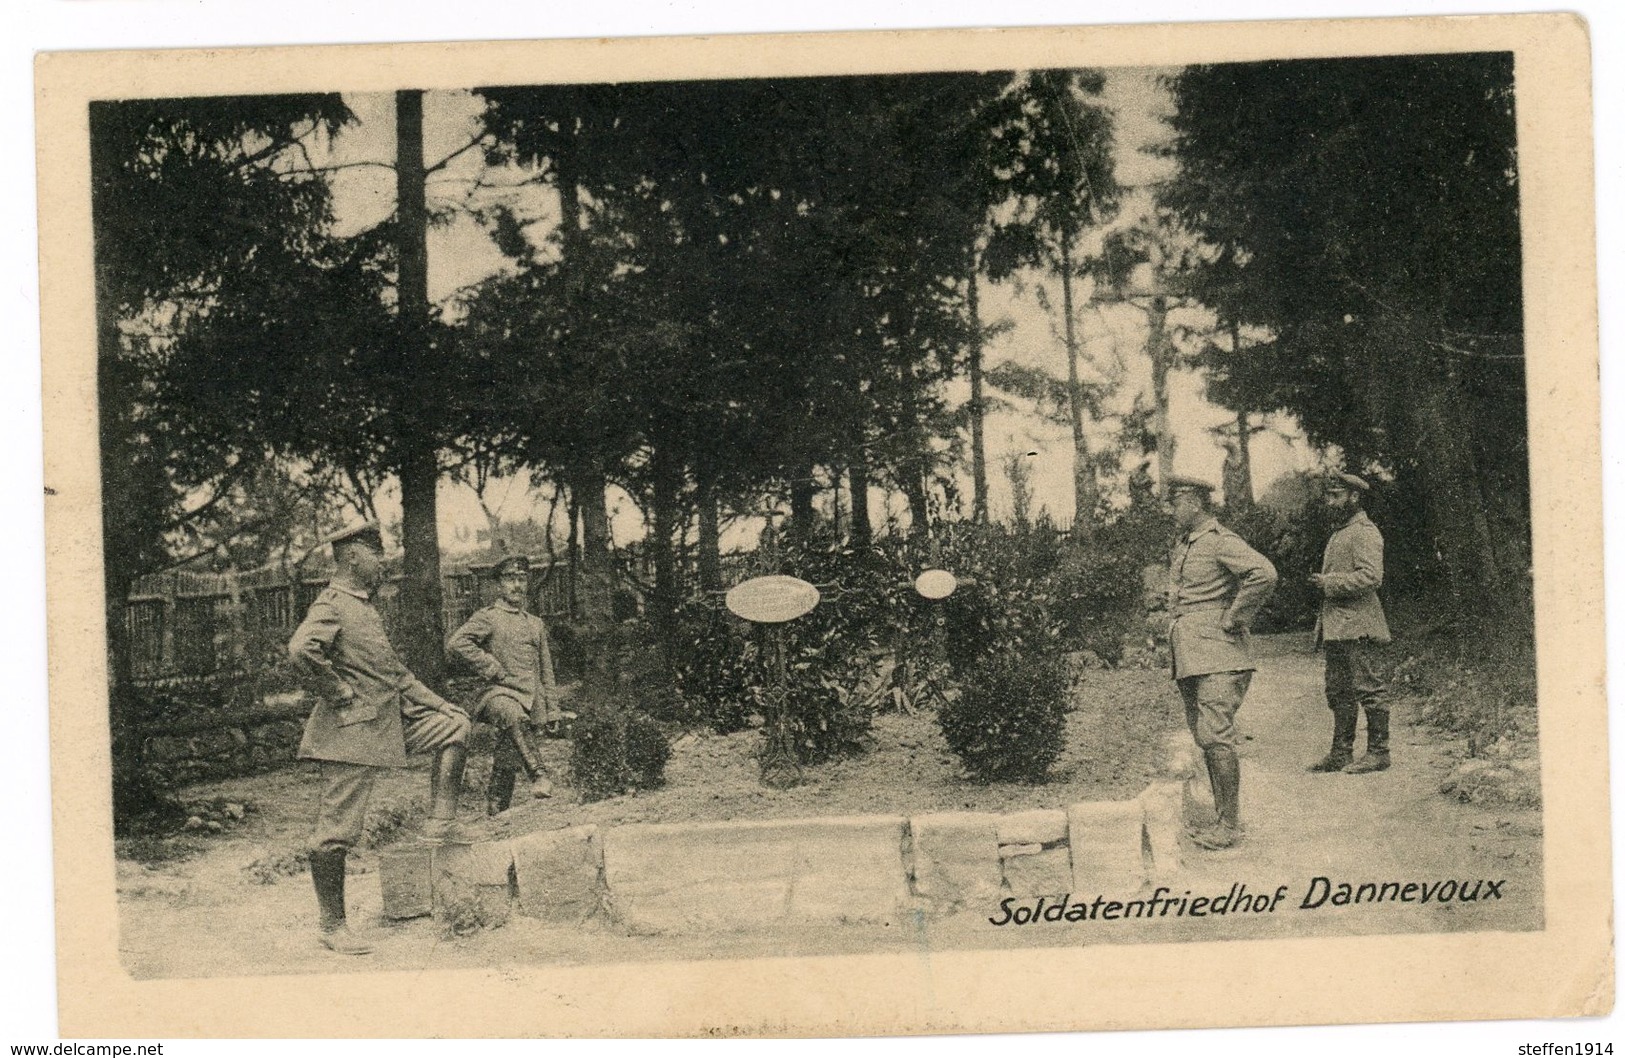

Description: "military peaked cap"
1165 474 1217 495
1325 471 1371 493
493 554 531 577
327 522 383 553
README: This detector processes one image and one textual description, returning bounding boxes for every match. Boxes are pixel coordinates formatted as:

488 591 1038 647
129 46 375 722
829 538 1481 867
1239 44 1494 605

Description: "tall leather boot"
1308 705 1359 772
309 846 372 955
1193 746 1243 849
484 737 516 819
487 738 519 816
1345 706 1391 773
418 745 488 845
504 720 555 800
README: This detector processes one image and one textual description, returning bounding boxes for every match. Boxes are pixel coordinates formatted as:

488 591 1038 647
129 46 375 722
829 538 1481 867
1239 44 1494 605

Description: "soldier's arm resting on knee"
402 678 468 721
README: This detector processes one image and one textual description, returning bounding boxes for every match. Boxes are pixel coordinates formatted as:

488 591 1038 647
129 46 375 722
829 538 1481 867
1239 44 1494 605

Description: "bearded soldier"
446 554 560 814
287 524 482 956
1307 472 1393 774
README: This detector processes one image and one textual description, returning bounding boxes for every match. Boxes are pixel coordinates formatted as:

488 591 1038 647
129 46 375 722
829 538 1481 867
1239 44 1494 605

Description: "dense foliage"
1163 54 1528 620
568 704 672 803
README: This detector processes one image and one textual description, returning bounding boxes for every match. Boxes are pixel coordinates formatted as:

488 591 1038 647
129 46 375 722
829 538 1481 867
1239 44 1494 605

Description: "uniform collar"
329 581 371 602
494 598 524 613
1337 509 1373 530
1183 515 1221 543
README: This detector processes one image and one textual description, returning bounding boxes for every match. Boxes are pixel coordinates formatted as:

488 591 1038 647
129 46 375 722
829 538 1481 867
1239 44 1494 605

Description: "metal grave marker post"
725 575 821 788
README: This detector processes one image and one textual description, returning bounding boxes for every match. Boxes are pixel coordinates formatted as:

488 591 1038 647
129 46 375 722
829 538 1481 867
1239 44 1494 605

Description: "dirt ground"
115 635 1543 980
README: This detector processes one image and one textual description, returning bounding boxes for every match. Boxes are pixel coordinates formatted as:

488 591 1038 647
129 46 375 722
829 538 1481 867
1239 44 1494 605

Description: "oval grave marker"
914 569 958 600
726 575 821 623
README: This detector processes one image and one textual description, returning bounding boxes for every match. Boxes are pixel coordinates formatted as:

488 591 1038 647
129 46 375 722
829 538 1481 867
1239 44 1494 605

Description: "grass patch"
1391 624 1537 758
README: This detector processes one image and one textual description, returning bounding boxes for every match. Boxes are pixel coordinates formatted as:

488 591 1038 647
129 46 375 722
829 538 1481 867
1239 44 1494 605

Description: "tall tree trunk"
569 463 615 626
788 467 817 545
393 89 445 687
1229 322 1256 510
1148 295 1176 495
552 132 617 659
968 269 989 524
1395 333 1499 624
1233 409 1255 508
1058 235 1097 530
649 447 682 667
901 461 931 539
568 462 617 695
93 112 144 827
830 464 844 543
848 453 873 546
695 464 722 592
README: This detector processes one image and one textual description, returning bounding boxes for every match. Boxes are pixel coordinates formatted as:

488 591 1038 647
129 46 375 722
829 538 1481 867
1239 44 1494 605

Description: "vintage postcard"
35 12 1606 1039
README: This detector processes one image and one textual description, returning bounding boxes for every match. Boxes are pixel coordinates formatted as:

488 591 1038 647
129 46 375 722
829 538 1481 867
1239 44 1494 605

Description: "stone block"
1138 783 1185 883
433 841 515 929
379 845 433 920
1162 731 1201 779
1000 845 1072 898
512 825 603 924
1068 800 1147 894
996 809 1068 846
910 812 1001 910
602 815 908 934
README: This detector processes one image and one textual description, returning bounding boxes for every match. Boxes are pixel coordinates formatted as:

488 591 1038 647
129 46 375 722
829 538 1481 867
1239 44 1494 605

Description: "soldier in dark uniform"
287 524 480 955
1165 476 1278 850
1307 472 1393 773
446 554 561 815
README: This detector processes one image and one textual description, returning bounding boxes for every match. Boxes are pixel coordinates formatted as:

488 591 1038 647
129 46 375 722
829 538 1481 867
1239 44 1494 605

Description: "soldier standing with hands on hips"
287 523 483 956
1165 476 1278 851
1307 471 1393 774
446 554 562 816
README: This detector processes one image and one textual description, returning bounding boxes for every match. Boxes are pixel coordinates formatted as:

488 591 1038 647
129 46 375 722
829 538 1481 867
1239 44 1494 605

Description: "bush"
569 704 672 802
938 651 1070 782
623 710 672 789
780 642 875 765
670 603 760 733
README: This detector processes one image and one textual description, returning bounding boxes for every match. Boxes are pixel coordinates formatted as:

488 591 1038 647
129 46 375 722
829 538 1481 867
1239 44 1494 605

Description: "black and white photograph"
28 8 1608 1043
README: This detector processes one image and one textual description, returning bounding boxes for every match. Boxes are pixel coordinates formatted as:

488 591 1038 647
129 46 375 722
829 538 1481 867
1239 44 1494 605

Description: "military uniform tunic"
1166 516 1278 680
446 599 561 726
1166 516 1278 749
1316 509 1391 713
1316 510 1391 644
288 582 469 850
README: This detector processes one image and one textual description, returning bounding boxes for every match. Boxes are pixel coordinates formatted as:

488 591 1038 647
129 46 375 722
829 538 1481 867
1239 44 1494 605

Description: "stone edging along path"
377 734 1199 934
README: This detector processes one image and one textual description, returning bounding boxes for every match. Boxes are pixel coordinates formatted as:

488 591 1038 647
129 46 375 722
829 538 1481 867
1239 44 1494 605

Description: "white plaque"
725 575 821 623
914 569 957 600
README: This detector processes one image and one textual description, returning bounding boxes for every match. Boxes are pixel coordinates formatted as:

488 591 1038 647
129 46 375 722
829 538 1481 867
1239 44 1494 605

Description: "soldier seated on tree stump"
446 554 563 815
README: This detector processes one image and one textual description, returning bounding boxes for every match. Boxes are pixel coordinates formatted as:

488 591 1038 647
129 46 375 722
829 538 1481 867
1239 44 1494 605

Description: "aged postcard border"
36 13 1605 1038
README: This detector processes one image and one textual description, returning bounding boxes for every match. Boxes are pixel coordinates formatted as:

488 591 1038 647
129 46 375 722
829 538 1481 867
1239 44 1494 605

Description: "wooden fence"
125 559 573 686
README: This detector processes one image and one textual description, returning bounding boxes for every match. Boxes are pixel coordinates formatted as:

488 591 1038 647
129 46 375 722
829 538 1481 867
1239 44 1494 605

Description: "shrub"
622 710 673 790
780 642 875 765
938 651 1070 782
670 604 760 733
568 703 672 803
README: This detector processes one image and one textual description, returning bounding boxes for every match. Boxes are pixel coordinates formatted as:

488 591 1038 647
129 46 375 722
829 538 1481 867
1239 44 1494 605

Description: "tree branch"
426 133 492 175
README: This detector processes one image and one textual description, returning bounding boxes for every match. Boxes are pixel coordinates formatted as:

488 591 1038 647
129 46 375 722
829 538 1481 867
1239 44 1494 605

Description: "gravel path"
114 638 1542 980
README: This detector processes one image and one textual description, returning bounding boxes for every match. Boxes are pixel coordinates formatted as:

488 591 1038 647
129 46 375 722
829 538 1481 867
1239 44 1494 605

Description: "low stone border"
380 757 1196 932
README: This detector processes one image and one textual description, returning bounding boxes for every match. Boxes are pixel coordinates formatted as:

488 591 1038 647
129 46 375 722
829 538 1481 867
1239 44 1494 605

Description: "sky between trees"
307 69 1312 553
